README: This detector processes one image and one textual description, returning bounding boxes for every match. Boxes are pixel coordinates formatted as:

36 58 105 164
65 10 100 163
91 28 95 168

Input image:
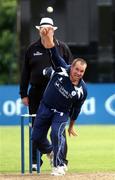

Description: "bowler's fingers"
41 27 54 36
71 131 78 136
40 28 48 35
68 128 78 137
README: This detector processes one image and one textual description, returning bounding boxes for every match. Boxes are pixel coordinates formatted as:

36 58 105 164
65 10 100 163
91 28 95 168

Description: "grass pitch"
0 125 115 173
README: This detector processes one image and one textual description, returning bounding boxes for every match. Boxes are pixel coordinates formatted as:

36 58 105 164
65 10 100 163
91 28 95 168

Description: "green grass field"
0 125 115 173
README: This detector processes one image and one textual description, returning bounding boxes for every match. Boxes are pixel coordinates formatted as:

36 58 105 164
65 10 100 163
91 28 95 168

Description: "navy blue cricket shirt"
42 47 87 121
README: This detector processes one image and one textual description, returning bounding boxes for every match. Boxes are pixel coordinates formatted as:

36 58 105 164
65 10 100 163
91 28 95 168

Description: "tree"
0 0 18 84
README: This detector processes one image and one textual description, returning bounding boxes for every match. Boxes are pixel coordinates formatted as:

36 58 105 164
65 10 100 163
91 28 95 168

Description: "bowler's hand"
21 97 29 106
40 27 54 48
40 27 48 36
68 119 78 137
68 126 78 137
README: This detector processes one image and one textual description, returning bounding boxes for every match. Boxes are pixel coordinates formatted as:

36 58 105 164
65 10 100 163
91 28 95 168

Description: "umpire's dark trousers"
29 85 45 165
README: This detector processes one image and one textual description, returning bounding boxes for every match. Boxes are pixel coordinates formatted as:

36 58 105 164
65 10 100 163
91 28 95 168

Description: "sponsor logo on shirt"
71 91 76 96
33 51 43 56
55 80 72 99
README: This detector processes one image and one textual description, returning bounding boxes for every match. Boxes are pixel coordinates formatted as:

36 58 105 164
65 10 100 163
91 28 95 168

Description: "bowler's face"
70 61 87 82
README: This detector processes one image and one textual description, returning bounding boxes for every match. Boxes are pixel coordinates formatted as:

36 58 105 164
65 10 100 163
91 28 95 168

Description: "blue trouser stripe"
32 101 69 167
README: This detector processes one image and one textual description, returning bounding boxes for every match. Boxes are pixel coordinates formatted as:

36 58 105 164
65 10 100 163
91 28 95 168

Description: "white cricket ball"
47 6 53 13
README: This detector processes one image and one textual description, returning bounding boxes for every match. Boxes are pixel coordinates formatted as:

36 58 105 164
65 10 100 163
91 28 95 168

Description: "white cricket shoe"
51 166 65 176
62 163 68 171
47 151 54 167
32 164 37 171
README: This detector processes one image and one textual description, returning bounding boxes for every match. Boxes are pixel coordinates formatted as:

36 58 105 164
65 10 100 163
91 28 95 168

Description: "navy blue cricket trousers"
32 101 69 167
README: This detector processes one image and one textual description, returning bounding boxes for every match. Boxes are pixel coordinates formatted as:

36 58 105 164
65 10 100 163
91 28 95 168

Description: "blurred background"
0 0 115 121
0 0 115 124
0 0 115 174
0 0 115 84
18 0 115 83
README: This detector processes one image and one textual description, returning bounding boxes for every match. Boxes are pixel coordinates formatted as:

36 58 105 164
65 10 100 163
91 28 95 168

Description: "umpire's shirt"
20 39 73 99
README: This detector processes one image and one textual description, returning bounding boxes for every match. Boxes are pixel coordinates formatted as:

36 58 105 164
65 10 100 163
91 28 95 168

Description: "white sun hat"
35 17 58 30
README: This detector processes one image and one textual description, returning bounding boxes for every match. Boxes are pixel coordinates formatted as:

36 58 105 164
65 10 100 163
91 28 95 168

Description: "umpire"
19 17 73 170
